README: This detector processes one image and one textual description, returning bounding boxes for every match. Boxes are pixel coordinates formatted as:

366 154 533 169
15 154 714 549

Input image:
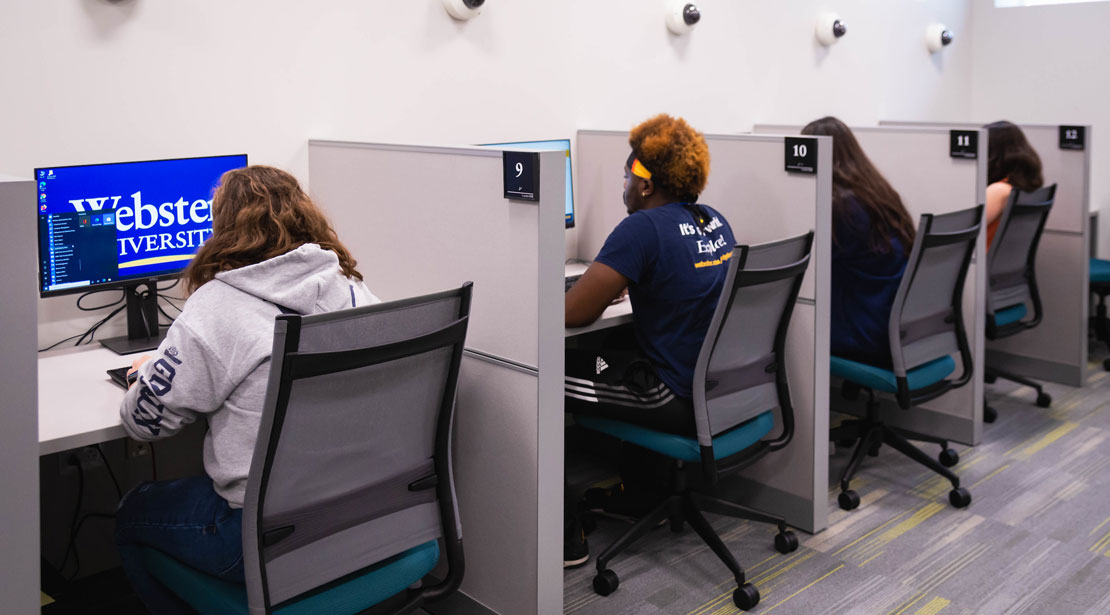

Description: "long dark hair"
985 121 1043 192
184 165 362 293
801 117 915 253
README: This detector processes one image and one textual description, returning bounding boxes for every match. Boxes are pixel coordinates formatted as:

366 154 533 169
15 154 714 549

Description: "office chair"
983 185 1056 423
1088 258 1110 371
830 206 981 512
575 232 813 611
139 283 473 615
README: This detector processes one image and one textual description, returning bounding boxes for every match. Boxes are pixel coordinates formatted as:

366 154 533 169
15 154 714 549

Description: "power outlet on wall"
127 440 150 459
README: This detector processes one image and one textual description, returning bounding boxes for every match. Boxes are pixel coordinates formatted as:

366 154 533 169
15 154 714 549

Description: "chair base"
830 396 970 511
983 367 1052 424
588 460 798 611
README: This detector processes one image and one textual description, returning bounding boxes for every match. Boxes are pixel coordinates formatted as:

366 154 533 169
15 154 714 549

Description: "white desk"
38 346 139 456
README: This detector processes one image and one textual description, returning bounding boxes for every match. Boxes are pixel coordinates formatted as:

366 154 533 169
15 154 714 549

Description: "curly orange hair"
629 114 710 202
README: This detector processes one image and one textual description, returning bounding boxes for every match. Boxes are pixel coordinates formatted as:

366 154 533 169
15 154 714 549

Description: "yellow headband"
630 158 652 180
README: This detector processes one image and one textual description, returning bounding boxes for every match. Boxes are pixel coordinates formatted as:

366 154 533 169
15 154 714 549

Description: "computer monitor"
480 139 575 228
36 154 248 354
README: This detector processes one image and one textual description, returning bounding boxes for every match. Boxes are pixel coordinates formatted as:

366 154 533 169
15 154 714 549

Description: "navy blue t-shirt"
594 203 736 398
830 197 908 365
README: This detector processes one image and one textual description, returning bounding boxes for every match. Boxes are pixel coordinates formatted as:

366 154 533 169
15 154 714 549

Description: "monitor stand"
100 282 167 355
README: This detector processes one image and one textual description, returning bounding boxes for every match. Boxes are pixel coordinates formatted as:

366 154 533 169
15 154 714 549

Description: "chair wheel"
775 530 799 554
984 405 998 424
733 583 761 610
1103 358 1110 372
1036 392 1052 408
984 374 997 384
868 441 881 457
838 490 861 511
592 569 619 596
949 487 972 508
939 448 959 468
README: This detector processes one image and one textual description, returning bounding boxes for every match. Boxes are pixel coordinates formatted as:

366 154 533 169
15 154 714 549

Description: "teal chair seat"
575 411 775 463
830 355 956 394
1091 258 1110 284
993 304 1027 328
141 540 439 615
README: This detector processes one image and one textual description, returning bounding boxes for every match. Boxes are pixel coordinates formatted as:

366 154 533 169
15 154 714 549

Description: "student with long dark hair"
984 120 1044 248
114 166 379 614
801 117 916 365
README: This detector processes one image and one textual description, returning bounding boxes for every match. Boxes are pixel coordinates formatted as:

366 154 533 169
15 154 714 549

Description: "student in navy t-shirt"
801 117 917 365
563 114 734 567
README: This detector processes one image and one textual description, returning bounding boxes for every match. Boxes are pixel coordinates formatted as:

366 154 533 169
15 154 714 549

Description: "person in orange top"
984 121 1044 248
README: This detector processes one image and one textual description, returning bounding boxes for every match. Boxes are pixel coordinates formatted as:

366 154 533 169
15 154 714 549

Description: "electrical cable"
93 444 123 500
58 456 84 580
76 289 125 312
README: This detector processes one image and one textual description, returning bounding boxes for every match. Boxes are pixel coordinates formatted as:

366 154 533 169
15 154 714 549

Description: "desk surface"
39 345 139 456
564 263 633 337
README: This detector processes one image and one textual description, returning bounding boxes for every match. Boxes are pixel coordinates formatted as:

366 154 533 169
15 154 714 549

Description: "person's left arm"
565 262 629 328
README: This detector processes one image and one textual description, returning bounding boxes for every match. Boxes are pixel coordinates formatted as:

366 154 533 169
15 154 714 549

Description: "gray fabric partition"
879 120 1091 386
307 142 566 615
574 130 832 534
0 177 38 614
754 124 986 446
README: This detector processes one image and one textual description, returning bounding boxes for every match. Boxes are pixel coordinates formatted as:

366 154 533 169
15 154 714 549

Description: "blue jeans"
115 476 245 614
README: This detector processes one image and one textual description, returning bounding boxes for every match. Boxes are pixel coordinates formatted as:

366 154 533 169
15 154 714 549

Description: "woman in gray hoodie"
114 165 379 614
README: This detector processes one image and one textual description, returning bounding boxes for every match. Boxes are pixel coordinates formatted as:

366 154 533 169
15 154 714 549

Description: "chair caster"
868 441 881 457
939 448 959 468
733 583 761 610
1103 358 1110 372
984 374 997 384
984 405 998 424
949 487 972 508
1036 392 1052 408
592 569 619 596
838 490 861 511
774 530 799 554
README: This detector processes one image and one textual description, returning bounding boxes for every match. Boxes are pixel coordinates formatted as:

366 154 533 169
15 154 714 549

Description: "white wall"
0 0 973 343
971 0 1110 254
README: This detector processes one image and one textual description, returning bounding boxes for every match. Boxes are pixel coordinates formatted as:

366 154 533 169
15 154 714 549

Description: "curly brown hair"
183 165 362 293
629 114 710 202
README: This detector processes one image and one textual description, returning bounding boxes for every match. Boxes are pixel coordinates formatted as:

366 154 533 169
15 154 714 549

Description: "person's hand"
126 355 152 389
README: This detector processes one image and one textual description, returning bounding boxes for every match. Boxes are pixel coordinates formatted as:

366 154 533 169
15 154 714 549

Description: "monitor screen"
36 154 247 297
481 139 574 228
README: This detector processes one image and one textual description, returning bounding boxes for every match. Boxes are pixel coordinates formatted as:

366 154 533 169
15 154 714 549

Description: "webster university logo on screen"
67 191 214 270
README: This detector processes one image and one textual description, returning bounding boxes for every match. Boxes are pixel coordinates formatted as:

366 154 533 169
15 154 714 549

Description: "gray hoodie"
119 244 379 507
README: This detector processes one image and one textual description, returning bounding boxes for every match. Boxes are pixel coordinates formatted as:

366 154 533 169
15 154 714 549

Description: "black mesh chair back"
985 184 1056 338
887 206 982 407
241 283 472 614
692 231 813 480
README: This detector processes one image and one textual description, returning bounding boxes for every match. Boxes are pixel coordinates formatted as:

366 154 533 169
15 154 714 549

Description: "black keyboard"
106 366 136 390
565 274 582 293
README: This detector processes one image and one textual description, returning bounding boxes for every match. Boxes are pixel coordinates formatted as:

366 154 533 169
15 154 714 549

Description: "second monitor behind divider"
478 139 575 228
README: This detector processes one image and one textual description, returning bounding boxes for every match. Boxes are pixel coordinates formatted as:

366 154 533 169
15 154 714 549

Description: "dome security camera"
815 12 847 46
666 2 701 35
443 0 484 21
925 24 954 53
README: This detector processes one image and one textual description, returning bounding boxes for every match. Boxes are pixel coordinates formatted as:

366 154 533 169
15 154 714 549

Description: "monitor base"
100 331 167 356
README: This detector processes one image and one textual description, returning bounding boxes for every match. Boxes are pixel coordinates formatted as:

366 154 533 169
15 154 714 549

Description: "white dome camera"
443 0 484 21
925 24 954 53
666 2 702 35
815 12 847 46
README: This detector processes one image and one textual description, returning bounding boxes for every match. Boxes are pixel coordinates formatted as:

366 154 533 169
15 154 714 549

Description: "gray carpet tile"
564 354 1110 614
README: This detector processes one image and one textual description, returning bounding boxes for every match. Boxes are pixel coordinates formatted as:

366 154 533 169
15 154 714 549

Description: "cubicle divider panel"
881 120 1091 386
308 142 566 615
575 130 832 533
0 177 39 614
755 125 985 446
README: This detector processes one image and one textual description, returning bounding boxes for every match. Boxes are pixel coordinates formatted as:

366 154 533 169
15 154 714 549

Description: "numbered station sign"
503 151 540 201
950 130 978 159
1059 126 1085 151
784 137 818 174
